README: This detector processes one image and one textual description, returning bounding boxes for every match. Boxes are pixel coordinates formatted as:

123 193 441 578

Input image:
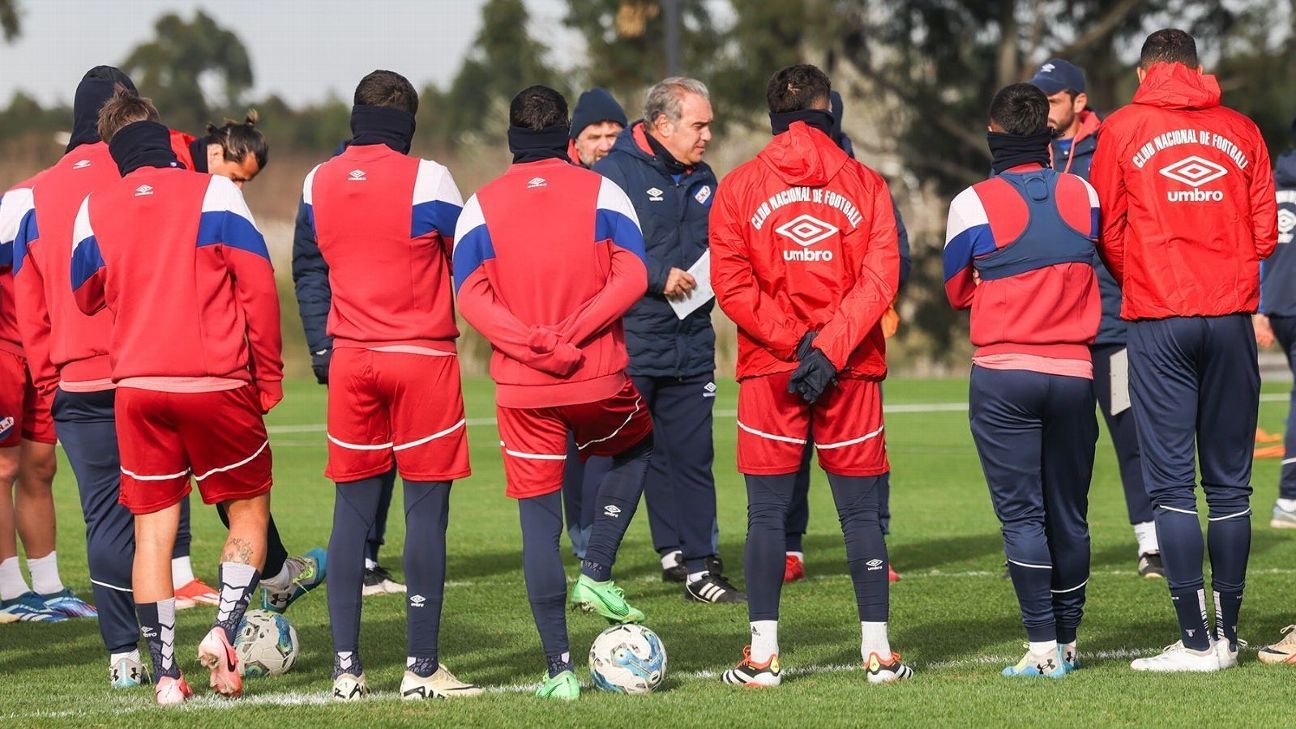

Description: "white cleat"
1215 639 1242 669
332 672 370 701
110 654 149 688
1130 641 1221 672
400 665 484 699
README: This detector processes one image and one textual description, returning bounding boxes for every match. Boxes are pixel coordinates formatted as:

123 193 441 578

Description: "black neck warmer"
68 66 136 152
109 120 180 176
349 105 415 154
188 136 209 173
643 128 688 174
770 109 835 137
508 123 572 164
988 130 1053 175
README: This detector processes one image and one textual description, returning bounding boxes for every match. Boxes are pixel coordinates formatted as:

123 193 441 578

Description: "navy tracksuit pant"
786 441 892 553
1127 315 1255 598
52 388 138 654
1091 344 1154 525
632 373 719 572
1270 315 1296 500
561 436 611 559
969 366 1096 643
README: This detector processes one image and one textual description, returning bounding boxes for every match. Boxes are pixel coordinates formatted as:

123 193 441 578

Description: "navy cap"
1028 59 1086 95
570 88 627 139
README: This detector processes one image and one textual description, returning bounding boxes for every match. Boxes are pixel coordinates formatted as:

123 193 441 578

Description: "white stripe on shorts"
194 439 269 482
393 419 466 452
736 420 807 445
120 466 190 481
576 396 643 451
327 434 395 451
814 425 885 450
500 441 567 461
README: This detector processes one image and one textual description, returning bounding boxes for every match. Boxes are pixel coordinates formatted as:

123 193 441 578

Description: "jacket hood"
1276 149 1296 188
1052 109 1101 173
68 66 137 152
1132 62 1221 111
757 122 849 186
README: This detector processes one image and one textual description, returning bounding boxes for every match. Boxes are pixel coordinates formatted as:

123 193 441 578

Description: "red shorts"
736 373 888 477
496 378 653 499
116 385 272 515
326 348 470 482
0 350 56 447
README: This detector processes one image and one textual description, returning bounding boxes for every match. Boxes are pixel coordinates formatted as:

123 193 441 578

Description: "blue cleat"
1002 645 1067 678
110 653 149 688
41 588 98 618
1 591 68 622
262 547 327 613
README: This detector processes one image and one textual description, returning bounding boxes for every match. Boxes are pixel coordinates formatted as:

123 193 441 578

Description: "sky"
0 0 578 106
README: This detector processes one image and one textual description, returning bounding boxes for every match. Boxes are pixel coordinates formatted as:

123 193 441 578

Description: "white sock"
215 562 257 626
26 551 64 595
1029 639 1058 657
171 556 196 587
1132 521 1159 556
0 556 30 599
687 570 709 584
1278 498 1296 512
660 550 682 570
750 620 779 662
157 598 177 674
365 558 379 571
109 648 141 666
786 551 804 561
260 563 291 590
861 621 892 660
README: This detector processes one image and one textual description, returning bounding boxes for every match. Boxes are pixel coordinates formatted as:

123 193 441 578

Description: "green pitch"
3 377 1295 727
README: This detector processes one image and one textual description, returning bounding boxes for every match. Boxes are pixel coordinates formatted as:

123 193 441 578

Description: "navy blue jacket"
839 131 910 289
593 123 717 378
291 142 348 369
1262 150 1296 317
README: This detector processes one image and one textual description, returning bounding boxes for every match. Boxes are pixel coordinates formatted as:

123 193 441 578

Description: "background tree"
0 0 20 42
121 10 253 133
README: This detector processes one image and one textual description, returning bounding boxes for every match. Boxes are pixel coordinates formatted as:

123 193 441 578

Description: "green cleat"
569 574 645 624
262 547 328 614
536 670 580 701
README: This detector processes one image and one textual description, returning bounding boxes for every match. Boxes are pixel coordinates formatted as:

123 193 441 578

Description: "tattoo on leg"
221 537 254 564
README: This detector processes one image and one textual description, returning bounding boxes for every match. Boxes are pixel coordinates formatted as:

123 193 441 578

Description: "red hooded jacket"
1090 63 1277 320
710 122 899 381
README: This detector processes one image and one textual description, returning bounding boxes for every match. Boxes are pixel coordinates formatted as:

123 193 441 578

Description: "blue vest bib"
976 168 1094 281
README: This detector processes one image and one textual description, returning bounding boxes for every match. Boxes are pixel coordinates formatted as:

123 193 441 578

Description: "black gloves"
788 330 837 404
795 330 819 361
311 348 332 385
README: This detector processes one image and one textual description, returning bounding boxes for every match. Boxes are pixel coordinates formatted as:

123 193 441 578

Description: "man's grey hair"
644 77 710 126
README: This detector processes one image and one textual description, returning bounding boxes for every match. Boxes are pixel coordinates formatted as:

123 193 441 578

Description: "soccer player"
1090 29 1277 672
301 70 479 702
594 77 742 602
1027 58 1163 579
454 85 653 701
712 64 910 686
72 86 281 704
172 113 267 185
945 82 1101 678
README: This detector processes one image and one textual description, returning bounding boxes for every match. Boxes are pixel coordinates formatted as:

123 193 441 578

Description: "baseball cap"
1028 59 1086 95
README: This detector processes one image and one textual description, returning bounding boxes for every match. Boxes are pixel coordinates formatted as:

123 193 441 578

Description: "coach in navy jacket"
1260 142 1296 522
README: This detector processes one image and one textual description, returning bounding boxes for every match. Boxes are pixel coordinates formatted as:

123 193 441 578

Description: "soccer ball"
234 609 298 677
588 624 666 694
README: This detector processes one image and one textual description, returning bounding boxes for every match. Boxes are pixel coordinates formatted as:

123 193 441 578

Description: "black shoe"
685 573 746 604
706 554 726 577
1000 561 1010 580
661 563 687 583
362 564 406 596
1137 552 1165 579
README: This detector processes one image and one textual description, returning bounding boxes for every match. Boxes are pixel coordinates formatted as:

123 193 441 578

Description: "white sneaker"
110 654 148 688
332 672 370 701
1130 641 1221 672
399 664 483 699
1214 638 1243 669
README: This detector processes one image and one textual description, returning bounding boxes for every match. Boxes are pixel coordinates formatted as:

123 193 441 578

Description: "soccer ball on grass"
234 609 299 677
589 624 666 694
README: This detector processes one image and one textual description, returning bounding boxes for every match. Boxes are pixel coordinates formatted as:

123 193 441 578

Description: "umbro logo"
134 184 153 197
703 382 717 398
647 187 664 202
1160 156 1227 202
348 169 367 181
777 214 837 261
1040 63 1056 73
1278 209 1295 244
527 177 547 189
141 626 157 638
409 594 426 608
866 559 884 570
72 159 92 170
603 504 622 518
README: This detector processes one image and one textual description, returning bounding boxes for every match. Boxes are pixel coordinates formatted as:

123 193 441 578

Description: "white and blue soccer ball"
589 624 666 694
234 609 299 678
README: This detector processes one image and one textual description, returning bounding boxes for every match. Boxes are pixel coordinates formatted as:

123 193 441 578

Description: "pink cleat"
154 675 193 706
198 627 243 697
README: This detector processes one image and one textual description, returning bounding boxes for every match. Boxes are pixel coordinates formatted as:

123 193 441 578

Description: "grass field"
3 376 1296 727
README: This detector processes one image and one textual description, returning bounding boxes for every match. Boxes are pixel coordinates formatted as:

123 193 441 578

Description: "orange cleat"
198 627 243 698
888 565 901 583
175 579 220 610
1256 427 1283 444
783 553 805 583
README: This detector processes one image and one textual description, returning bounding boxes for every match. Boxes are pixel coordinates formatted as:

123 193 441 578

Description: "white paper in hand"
668 250 714 320
1110 347 1131 416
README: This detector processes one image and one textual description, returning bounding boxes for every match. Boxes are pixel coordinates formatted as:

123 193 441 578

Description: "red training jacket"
1090 62 1277 320
0 173 48 361
710 122 898 381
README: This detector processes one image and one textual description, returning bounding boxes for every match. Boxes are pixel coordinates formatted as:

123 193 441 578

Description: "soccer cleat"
1002 646 1067 678
865 651 915 684
1215 638 1243 669
0 592 67 622
110 654 149 688
362 564 406 596
707 554 727 577
1137 552 1166 579
1256 427 1283 443
1130 641 1221 672
570 574 644 624
175 578 220 609
661 550 686 583
332 672 370 701
888 565 902 583
400 664 483 699
722 646 782 687
262 548 327 613
1254 445 1285 459
41 588 98 618
153 675 193 706
783 553 805 583
197 626 243 697
1258 625 1296 665
1061 642 1080 672
1272 502 1296 529
685 573 747 604
535 670 580 700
